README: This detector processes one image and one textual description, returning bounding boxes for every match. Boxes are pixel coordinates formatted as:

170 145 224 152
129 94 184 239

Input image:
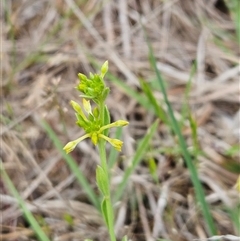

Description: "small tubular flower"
83 98 92 114
71 100 88 122
99 120 129 132
99 134 123 151
63 134 90 153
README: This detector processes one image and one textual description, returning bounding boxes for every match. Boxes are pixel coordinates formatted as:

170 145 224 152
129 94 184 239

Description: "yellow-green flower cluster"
63 61 129 154
63 99 128 153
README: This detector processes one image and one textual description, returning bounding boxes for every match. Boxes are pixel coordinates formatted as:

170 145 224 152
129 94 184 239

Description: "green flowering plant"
63 61 129 241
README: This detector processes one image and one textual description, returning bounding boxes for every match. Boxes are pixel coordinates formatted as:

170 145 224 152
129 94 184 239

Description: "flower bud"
114 120 129 127
63 134 90 153
63 140 78 154
71 100 82 114
109 138 123 151
101 61 108 78
99 134 123 152
83 98 92 114
71 101 88 122
78 73 87 81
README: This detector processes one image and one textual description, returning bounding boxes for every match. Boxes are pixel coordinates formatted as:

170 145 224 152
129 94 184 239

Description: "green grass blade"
146 38 217 235
0 160 51 241
139 78 168 125
121 236 128 241
179 62 201 157
106 72 150 110
41 120 100 211
113 120 159 203
227 205 240 234
180 62 196 127
225 0 240 44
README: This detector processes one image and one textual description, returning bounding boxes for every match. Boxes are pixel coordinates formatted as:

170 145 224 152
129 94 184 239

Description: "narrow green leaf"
101 198 109 229
96 165 108 196
180 61 196 128
121 236 128 241
189 113 199 155
107 72 150 110
148 157 159 184
225 0 240 44
225 144 240 157
139 78 168 124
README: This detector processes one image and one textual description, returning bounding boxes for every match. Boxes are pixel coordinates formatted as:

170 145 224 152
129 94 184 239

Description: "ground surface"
1 0 240 241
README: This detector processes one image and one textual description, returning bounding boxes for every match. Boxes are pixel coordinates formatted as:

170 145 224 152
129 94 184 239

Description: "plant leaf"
96 165 108 196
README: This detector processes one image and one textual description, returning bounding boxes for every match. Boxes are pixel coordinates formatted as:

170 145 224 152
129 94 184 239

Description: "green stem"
98 140 116 241
98 101 116 241
99 102 108 172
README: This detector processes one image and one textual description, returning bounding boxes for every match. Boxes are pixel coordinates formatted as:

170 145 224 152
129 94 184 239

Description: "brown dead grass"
1 0 239 241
